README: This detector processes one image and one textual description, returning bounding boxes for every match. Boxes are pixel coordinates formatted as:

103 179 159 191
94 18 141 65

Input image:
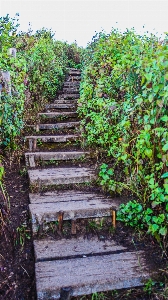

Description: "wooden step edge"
29 199 117 234
29 190 116 204
38 122 80 131
35 251 150 300
25 151 90 167
24 135 79 151
33 237 127 262
28 167 96 189
38 112 77 118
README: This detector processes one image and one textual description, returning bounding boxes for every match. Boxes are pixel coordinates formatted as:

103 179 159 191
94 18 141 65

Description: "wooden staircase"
25 69 151 299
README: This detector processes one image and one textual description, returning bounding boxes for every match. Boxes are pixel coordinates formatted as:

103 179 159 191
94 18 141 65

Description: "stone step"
25 151 90 167
29 190 120 233
38 112 77 120
34 236 126 262
28 167 96 188
35 251 149 299
37 122 80 131
25 135 79 151
45 103 77 110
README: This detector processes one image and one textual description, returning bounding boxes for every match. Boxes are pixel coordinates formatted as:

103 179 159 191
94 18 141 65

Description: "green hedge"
78 29 168 242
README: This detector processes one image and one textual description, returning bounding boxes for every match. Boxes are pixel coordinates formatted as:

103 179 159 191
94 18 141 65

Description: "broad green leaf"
161 172 168 179
162 143 168 152
163 184 168 194
145 73 152 82
160 115 168 122
159 227 167 236
145 148 152 158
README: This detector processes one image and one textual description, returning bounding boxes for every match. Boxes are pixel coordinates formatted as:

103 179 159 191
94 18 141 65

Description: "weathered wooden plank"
38 122 80 130
34 237 126 262
64 82 80 88
61 94 80 99
29 190 112 204
35 252 149 300
46 103 77 109
28 167 96 186
63 88 79 93
25 135 78 143
38 112 77 119
25 135 79 151
25 151 90 167
68 69 81 76
53 99 77 104
67 75 81 82
29 195 118 233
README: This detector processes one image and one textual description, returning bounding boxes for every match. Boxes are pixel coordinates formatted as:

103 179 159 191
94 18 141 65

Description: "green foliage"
0 15 83 148
0 156 10 229
0 15 26 147
78 28 168 243
117 200 143 228
16 222 31 247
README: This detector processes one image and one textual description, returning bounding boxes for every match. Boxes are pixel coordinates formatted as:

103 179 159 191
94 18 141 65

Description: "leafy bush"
0 15 83 148
78 29 168 242
0 15 26 147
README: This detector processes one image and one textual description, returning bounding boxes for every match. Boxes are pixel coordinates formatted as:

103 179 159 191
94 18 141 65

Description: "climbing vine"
78 29 168 242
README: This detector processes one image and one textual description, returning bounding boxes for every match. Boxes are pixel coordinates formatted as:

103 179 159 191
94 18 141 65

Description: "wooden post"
36 124 40 132
37 177 41 193
33 139 37 151
0 70 11 96
29 139 33 151
60 287 72 300
58 211 64 232
71 219 77 235
0 48 16 98
112 210 116 228
8 48 17 58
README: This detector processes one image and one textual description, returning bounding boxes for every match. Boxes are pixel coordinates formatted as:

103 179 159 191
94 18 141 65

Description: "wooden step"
63 88 79 93
28 167 96 187
46 103 77 110
29 190 120 233
25 135 79 151
60 94 79 99
68 69 81 76
34 237 126 262
25 151 90 167
29 190 112 204
37 122 80 131
67 75 81 82
38 112 77 119
52 99 77 104
64 82 80 88
35 251 149 299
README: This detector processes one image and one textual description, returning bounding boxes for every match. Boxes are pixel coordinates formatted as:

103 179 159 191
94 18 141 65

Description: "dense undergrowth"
78 29 168 245
0 14 83 149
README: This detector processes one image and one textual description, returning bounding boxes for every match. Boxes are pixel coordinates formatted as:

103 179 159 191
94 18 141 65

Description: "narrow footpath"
25 69 151 300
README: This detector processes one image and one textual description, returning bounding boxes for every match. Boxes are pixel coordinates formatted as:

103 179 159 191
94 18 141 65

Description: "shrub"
78 29 168 242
